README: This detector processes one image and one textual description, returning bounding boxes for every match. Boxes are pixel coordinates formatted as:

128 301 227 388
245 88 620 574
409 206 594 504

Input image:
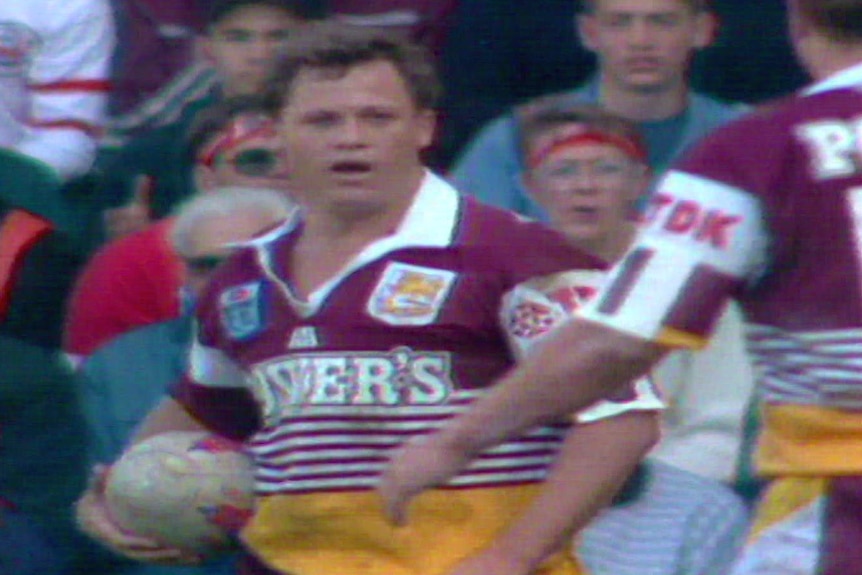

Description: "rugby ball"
104 431 255 556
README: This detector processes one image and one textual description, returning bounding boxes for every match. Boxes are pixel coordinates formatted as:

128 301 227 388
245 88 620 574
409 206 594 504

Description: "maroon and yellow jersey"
173 172 662 575
580 63 862 475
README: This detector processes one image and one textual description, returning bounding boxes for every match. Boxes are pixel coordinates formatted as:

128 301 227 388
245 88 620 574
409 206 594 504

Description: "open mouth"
330 160 373 175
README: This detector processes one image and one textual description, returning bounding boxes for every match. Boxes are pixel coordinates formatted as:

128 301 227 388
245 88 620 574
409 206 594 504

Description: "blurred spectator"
0 0 114 181
329 0 459 61
64 99 288 362
451 0 745 221
518 101 755 483
108 0 205 116
578 460 749 575
0 189 89 572
98 0 310 232
74 187 292 575
0 336 89 575
103 0 321 147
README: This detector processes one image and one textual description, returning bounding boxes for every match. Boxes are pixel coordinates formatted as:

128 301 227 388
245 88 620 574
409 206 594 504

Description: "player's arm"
446 411 659 575
76 313 251 562
20 0 113 180
380 170 769 519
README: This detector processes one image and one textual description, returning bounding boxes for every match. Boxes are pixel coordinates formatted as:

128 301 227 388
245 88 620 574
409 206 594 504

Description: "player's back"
658 81 862 475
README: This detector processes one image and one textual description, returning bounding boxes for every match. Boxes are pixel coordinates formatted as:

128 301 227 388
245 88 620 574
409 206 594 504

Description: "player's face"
578 0 713 93
205 6 302 96
527 139 646 259
277 59 435 214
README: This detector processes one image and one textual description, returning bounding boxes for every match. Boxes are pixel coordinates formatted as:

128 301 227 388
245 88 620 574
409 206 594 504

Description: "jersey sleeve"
170 282 260 440
500 269 664 423
579 169 769 350
18 0 114 180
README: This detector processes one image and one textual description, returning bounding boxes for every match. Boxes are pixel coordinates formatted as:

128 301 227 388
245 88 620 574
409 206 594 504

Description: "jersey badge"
367 262 456 326
287 326 319 349
219 281 267 340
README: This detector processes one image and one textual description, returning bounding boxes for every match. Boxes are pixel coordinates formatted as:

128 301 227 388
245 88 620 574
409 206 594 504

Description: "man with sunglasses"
64 97 290 366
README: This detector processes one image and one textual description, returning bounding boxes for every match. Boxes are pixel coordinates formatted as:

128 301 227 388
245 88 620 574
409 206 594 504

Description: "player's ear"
414 109 437 151
691 10 717 50
577 13 600 53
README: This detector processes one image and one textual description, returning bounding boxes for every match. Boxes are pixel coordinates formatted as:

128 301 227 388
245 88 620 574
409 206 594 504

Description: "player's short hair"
205 0 324 29
578 0 709 14
262 21 441 112
170 187 293 257
186 96 273 162
795 0 862 43
517 97 647 168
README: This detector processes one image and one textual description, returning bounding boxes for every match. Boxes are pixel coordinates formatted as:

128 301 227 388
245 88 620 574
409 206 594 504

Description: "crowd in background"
0 0 817 574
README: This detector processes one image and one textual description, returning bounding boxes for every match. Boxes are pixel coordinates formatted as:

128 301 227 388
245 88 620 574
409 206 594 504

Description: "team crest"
367 262 456 326
287 326 319 349
219 282 267 340
0 23 39 75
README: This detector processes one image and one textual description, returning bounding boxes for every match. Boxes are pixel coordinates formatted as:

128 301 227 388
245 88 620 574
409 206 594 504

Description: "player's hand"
377 432 473 526
103 175 153 240
75 465 203 565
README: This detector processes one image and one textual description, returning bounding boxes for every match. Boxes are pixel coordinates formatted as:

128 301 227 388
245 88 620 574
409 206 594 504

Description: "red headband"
528 130 648 170
197 114 277 168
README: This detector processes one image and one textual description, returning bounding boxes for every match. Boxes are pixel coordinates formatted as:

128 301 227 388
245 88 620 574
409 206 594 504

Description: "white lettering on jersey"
579 170 768 345
250 347 453 426
796 118 862 180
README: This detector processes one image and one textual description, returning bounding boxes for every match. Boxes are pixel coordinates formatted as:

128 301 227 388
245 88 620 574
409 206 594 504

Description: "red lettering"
695 211 742 249
640 192 674 224
664 200 701 233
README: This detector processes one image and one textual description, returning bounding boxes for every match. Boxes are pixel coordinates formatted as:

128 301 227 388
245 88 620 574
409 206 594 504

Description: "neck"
598 75 689 122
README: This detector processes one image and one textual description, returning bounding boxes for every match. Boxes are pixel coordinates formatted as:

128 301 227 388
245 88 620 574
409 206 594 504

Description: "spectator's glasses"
222 148 279 177
197 114 280 175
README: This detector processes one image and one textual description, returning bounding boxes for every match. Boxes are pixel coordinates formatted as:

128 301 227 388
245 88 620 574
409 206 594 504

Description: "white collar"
804 60 862 96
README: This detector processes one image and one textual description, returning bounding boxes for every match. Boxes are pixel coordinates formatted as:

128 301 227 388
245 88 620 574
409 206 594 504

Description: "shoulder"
457 197 606 276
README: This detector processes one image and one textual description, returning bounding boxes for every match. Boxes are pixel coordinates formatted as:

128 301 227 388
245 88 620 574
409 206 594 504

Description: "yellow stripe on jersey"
242 485 588 575
757 404 862 475
747 477 826 542
656 326 709 350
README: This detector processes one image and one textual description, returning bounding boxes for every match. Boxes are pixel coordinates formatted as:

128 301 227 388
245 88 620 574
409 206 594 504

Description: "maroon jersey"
175 172 663 490
172 173 661 575
579 63 862 474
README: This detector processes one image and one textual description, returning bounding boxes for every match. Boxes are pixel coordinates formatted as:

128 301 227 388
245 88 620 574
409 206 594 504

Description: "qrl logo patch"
219 282 266 340
367 262 456 326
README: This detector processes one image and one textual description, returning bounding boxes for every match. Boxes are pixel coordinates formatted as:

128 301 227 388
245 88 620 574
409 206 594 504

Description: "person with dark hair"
99 0 312 241
379 1 862 574
449 0 745 220
75 23 663 575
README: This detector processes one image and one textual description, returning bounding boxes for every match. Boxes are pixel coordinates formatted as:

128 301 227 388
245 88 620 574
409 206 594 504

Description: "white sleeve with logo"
500 270 664 423
579 170 769 349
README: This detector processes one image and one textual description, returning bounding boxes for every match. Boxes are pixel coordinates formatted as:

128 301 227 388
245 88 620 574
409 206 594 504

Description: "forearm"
487 411 660 570
440 319 665 456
